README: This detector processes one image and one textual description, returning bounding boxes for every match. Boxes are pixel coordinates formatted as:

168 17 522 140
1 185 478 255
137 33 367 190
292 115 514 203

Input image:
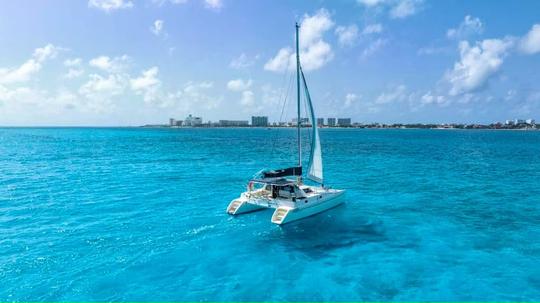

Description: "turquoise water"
1 127 540 301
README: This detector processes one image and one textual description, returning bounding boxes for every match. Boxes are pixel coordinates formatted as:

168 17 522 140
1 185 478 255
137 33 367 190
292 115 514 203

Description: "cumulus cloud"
227 78 252 91
65 69 85 79
358 0 423 19
361 38 387 58
64 58 82 67
446 38 514 96
0 44 61 84
335 25 359 47
447 15 484 40
130 67 160 90
89 55 129 73
265 9 334 72
204 0 222 10
88 0 133 12
357 0 385 7
129 67 161 103
264 48 293 72
362 23 383 35
420 91 447 105
240 90 254 106
390 0 423 19
519 24 540 54
344 93 358 108
375 85 407 104
229 53 258 69
79 74 126 98
63 58 84 79
150 20 164 36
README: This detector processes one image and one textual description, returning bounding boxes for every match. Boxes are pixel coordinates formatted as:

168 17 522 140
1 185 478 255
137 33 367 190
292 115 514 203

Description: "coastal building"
175 120 183 127
526 118 535 125
185 114 202 127
338 118 351 127
327 118 336 127
515 119 526 125
505 120 514 125
169 118 176 127
251 116 268 127
292 117 309 126
317 118 324 126
219 120 249 127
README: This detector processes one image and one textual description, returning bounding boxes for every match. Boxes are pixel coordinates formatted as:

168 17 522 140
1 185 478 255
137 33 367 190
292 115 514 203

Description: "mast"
296 22 301 170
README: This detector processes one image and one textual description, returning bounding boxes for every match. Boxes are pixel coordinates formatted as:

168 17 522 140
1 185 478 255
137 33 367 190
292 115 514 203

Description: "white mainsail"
300 68 323 184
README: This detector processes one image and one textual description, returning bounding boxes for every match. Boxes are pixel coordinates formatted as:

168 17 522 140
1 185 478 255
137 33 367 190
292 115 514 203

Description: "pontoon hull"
271 190 345 225
227 198 266 215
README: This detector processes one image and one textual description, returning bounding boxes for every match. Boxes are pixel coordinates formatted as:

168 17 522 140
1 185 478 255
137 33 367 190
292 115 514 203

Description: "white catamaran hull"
227 189 345 225
271 190 345 225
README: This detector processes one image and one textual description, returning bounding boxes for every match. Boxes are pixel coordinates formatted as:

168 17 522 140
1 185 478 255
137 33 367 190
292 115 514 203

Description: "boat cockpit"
247 178 307 201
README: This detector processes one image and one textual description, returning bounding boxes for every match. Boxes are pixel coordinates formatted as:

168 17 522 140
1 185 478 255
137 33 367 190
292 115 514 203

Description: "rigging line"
270 68 295 160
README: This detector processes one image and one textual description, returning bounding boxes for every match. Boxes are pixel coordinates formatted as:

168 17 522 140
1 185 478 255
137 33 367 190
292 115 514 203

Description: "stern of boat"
226 197 266 215
271 189 345 225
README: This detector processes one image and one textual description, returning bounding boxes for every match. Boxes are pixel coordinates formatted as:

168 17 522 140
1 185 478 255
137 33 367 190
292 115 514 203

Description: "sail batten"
300 68 323 184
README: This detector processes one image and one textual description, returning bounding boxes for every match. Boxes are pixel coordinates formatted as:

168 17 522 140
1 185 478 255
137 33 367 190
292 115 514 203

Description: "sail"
300 68 323 184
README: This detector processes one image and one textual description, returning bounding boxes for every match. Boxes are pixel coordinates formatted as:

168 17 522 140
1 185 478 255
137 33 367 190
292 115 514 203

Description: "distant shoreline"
138 125 540 131
1 126 537 131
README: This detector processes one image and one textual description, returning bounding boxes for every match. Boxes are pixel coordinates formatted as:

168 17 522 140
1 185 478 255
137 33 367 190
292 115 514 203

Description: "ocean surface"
1 127 540 301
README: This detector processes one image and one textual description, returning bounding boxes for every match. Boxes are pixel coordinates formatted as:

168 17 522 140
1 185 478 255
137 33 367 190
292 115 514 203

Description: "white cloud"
130 67 161 103
150 19 164 36
335 25 359 47
88 0 133 12
390 0 423 19
180 81 220 110
361 38 387 58
89 55 129 73
264 48 293 72
80 74 126 98
265 9 334 72
344 93 358 108
204 0 222 10
447 15 484 40
300 9 334 48
357 0 385 7
362 23 383 35
130 67 160 91
519 24 540 54
227 78 252 91
0 44 61 84
153 0 188 5
229 53 258 69
63 58 84 79
358 0 423 19
0 60 41 84
65 68 85 79
0 85 46 106
420 91 447 105
240 90 254 106
376 85 407 104
33 44 63 62
64 58 82 67
446 38 514 96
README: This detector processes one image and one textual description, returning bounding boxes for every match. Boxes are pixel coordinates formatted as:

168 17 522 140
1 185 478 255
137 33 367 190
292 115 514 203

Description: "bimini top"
250 177 296 185
261 166 302 178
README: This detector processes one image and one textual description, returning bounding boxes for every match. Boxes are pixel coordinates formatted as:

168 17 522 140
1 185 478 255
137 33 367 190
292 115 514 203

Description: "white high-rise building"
185 114 202 126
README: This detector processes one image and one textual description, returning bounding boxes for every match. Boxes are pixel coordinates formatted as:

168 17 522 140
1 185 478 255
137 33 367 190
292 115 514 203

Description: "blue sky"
0 0 539 126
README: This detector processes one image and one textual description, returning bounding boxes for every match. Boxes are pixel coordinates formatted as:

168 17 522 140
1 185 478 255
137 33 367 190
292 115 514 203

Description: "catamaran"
226 23 345 225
